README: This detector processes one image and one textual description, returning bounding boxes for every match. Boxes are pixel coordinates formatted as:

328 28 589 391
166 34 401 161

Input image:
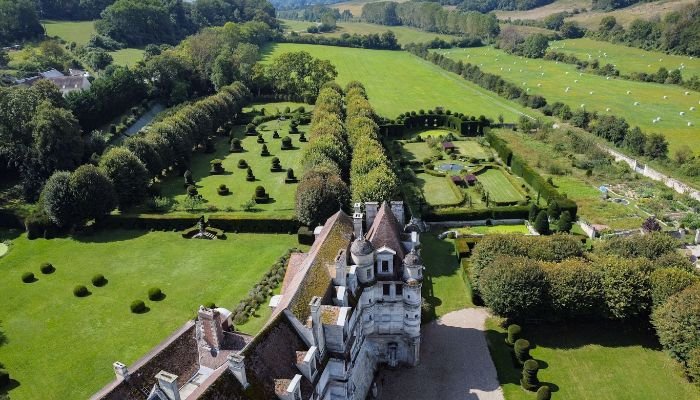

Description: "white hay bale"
627 91 631 94
691 107 696 111
652 119 657 123
526 88 530 91
580 104 585 108
685 91 690 95
606 108 611 112
634 102 640 105
680 111 685 116
565 71 569 75
540 72 544 76
659 58 663 61
663 95 668 99
522 82 527 85
520 69 523 72
589 91 594 95
537 83 542 87
606 76 610 80
579 73 583 76
574 79 579 83
647 64 651 67
689 122 694 127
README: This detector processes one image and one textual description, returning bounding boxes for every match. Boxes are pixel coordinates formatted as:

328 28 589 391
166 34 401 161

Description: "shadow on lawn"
73 229 149 243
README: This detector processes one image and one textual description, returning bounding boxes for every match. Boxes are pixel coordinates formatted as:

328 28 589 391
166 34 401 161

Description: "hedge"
297 226 315 246
97 214 299 233
0 210 24 229
383 112 485 137
454 237 482 260
424 205 531 222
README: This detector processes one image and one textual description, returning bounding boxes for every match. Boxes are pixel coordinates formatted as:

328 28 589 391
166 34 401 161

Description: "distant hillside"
272 0 345 10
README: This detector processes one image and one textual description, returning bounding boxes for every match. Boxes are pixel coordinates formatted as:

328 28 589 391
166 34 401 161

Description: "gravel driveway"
378 308 504 400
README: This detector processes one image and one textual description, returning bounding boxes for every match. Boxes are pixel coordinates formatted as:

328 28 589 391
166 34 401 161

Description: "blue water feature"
438 163 463 171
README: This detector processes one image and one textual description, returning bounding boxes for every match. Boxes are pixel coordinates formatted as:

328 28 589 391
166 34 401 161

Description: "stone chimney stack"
113 361 129 380
354 202 362 214
309 297 326 356
334 249 347 287
198 305 224 350
155 371 181 400
391 201 405 226
227 354 249 389
353 212 364 239
365 202 379 229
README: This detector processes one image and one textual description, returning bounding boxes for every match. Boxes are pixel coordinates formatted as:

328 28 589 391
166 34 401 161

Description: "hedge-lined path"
379 308 504 400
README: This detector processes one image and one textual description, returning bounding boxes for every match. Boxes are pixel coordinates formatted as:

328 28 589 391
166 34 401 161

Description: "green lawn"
159 121 307 216
0 229 300 400
486 317 700 400
401 141 434 161
262 43 532 121
550 38 700 79
43 20 96 46
435 47 700 155
415 173 461 206
280 19 459 45
109 48 145 67
421 233 473 323
478 168 525 204
453 139 490 160
455 224 530 234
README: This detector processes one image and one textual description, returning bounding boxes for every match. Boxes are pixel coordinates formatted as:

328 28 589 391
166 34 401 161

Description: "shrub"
536 385 551 400
514 339 531 364
245 123 255 133
686 347 700 384
238 159 248 168
272 130 280 138
299 132 307 142
230 138 243 152
0 369 9 387
217 184 230 196
534 210 550 234
650 268 699 309
254 186 269 203
40 263 55 274
286 168 297 183
521 359 540 391
22 272 36 283
478 256 546 319
281 136 293 150
130 300 147 313
210 159 224 174
257 133 264 143
73 285 89 297
261 144 270 156
652 283 700 366
187 185 198 197
507 324 521 345
92 274 107 287
271 157 282 171
148 287 163 301
596 232 679 260
246 167 256 181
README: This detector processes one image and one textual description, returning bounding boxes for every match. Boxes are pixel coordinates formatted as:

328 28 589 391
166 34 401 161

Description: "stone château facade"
92 201 423 400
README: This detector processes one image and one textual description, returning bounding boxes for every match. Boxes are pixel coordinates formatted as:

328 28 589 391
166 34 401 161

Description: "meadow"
109 48 145 67
331 0 410 17
0 229 300 400
263 43 532 121
478 168 525 203
280 19 458 45
415 173 462 206
550 38 700 78
42 20 96 45
434 46 700 155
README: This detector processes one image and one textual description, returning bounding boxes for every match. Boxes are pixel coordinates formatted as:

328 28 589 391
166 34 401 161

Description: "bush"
271 157 282 171
299 132 307 142
257 133 264 143
246 167 256 181
238 159 248 168
73 285 89 297
187 185 198 196
40 263 55 274
92 274 107 287
534 210 550 234
507 324 521 345
478 256 547 319
130 300 147 313
652 283 700 366
536 385 551 400
521 359 540 391
514 339 531 364
254 186 269 203
217 184 230 196
281 136 293 150
148 287 164 301
650 268 699 309
261 144 270 156
230 138 243 152
0 369 9 387
21 272 36 283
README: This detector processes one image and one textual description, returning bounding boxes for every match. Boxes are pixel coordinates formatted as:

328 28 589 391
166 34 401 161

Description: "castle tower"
198 306 224 350
402 249 423 339
351 235 375 285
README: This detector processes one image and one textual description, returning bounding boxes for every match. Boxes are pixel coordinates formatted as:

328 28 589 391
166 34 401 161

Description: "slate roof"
366 202 406 259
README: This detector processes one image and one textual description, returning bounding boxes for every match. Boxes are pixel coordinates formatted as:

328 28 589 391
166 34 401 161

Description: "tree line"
282 30 400 50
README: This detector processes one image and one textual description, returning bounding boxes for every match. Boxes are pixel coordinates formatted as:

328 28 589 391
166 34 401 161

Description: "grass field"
435 47 700 155
416 173 462 206
486 317 700 400
454 224 530 234
263 43 532 120
331 0 410 17
550 38 700 78
453 139 491 160
159 121 308 216
280 19 458 45
566 0 696 28
109 48 145 67
401 142 434 161
0 229 300 400
495 0 589 20
42 20 96 46
478 168 525 203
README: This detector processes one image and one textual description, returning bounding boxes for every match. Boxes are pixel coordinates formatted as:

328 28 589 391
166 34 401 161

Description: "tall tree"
0 0 44 45
31 102 84 173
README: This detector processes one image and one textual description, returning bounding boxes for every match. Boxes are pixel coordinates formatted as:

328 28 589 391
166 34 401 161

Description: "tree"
645 133 669 159
31 102 84 173
478 255 547 319
295 165 350 227
652 283 700 366
650 268 699 309
69 164 116 222
498 25 524 54
99 147 149 208
520 34 549 59
0 0 44 44
528 203 538 221
547 201 561 220
542 258 603 318
557 210 572 232
599 256 653 319
544 13 565 30
560 22 584 38
534 210 549 235
623 126 646 155
96 0 177 46
42 171 77 228
262 51 337 102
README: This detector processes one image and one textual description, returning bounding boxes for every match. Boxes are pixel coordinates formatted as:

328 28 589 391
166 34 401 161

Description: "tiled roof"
367 202 405 259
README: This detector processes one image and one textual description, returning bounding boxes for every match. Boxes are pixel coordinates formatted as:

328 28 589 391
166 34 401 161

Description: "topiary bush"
299 132 307 142
245 123 256 134
507 324 522 346
253 186 270 203
40 262 55 274
73 285 89 297
148 287 164 301
217 184 230 196
21 272 35 283
285 168 297 183
246 167 255 182
237 159 248 168
281 136 293 150
271 157 282 172
536 385 551 400
261 144 270 156
521 359 540 391
272 130 280 139
514 339 531 364
230 138 243 153
256 133 264 143
92 274 107 287
0 369 9 387
187 185 198 197
130 300 147 314
210 159 224 174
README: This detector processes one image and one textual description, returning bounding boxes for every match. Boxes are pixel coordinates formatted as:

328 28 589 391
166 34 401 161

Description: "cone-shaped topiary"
246 167 255 181
507 324 521 346
514 339 531 364
261 144 270 156
285 168 297 183
272 130 280 139
521 359 540 391
299 132 307 142
256 133 264 143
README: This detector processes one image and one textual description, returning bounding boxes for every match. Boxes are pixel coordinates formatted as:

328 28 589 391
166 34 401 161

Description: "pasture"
109 48 145 67
263 43 532 120
280 19 458 45
435 47 700 155
331 0 410 17
550 38 700 78
478 168 525 204
0 229 299 400
42 20 96 46
566 0 696 28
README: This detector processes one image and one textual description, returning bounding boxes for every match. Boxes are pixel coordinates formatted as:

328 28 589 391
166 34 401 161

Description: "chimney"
155 371 180 400
391 201 405 226
335 249 346 287
113 361 129 380
365 202 379 229
353 212 364 239
198 305 224 350
353 202 362 214
309 297 325 356
227 354 249 389
286 375 303 400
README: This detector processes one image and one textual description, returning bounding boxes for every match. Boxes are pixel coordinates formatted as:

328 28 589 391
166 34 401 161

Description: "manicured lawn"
485 317 700 400
550 38 700 78
453 139 491 160
262 43 532 121
435 47 700 155
421 233 473 323
455 224 530 235
280 19 458 45
0 229 300 400
109 48 145 67
43 20 96 46
415 173 461 206
401 142 434 161
417 129 453 139
478 168 525 204
159 121 308 216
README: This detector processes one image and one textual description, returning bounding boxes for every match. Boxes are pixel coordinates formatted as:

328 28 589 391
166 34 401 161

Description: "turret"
351 236 375 285
402 248 422 338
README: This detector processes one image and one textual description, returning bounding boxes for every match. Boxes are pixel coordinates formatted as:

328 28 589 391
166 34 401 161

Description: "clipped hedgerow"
521 359 540 391
536 385 551 400
514 338 531 364
507 324 521 346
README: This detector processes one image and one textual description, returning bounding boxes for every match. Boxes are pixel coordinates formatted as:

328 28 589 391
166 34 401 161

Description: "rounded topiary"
148 287 163 301
238 159 248 169
286 168 295 179
210 159 224 174
261 144 270 156
92 274 107 287
217 184 230 195
130 300 147 314
507 324 522 345
187 185 198 197
281 136 292 150
536 385 551 400
514 339 531 364
521 359 540 391
255 186 267 198
21 272 35 283
271 157 282 171
245 123 256 133
73 285 89 297
40 262 55 274
230 138 243 152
